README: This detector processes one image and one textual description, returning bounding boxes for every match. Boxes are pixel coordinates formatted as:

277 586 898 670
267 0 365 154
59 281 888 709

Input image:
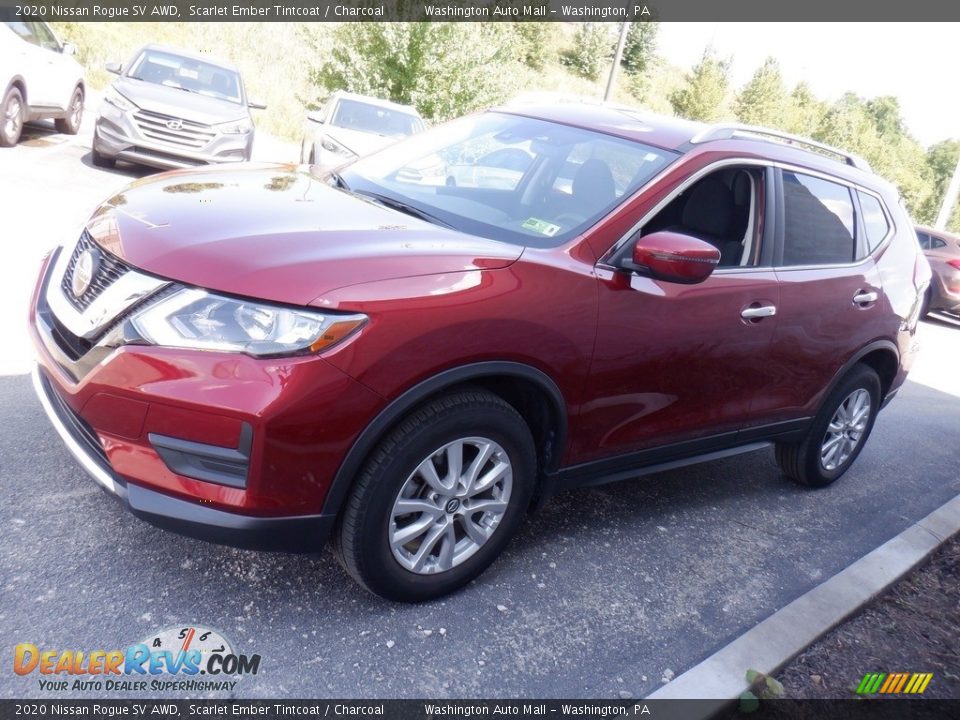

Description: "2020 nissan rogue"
30 104 930 600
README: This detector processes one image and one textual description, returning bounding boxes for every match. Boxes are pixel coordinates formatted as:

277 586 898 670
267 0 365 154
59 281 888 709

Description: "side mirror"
248 100 267 110
625 230 720 284
105 61 122 75
61 42 76 56
306 110 324 124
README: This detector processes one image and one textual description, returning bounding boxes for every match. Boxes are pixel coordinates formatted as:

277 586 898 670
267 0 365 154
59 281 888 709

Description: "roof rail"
689 124 872 172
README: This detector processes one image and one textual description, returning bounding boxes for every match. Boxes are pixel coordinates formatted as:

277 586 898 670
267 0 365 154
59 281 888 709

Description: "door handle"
853 291 878 305
741 305 777 319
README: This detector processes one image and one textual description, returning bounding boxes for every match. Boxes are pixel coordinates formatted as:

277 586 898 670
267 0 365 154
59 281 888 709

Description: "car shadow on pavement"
78 151 156 179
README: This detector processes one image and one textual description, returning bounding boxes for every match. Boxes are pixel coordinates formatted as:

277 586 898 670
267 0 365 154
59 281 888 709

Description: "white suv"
0 20 85 147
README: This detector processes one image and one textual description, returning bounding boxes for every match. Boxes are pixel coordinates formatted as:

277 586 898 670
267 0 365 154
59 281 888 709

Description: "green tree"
621 22 659 74
669 49 730 122
510 22 557 71
784 82 827 137
309 23 521 122
922 140 960 230
734 57 788 128
561 23 614 82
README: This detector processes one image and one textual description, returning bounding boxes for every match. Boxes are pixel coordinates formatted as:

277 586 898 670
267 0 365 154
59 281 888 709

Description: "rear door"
757 168 889 425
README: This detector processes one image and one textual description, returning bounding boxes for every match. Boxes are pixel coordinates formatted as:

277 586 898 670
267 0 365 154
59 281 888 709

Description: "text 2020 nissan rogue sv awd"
30 105 930 601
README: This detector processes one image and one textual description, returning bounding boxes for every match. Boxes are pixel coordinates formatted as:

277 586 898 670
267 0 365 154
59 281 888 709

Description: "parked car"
301 90 424 167
915 225 960 316
92 44 264 170
0 21 85 147
30 106 929 601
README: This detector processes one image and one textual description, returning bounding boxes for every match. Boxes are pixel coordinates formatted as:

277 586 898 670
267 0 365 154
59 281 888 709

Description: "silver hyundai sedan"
92 44 265 171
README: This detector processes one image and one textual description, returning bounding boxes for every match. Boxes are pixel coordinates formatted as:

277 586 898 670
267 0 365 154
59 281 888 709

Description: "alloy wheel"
820 388 871 471
389 436 513 575
4 95 21 138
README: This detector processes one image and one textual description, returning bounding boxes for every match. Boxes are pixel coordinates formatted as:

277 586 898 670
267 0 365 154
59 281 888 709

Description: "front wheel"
334 389 536 601
775 364 881 488
1 86 24 147
55 86 83 135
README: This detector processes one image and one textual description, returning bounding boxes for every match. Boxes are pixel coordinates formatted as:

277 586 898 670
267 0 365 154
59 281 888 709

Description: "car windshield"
339 112 676 247
331 99 424 137
127 49 244 105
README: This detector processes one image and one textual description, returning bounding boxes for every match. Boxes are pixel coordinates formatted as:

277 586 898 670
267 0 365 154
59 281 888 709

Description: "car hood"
113 76 249 124
322 125 401 156
86 164 522 307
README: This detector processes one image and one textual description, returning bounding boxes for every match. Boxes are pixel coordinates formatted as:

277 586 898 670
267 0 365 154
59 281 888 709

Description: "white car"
0 20 85 147
301 90 424 168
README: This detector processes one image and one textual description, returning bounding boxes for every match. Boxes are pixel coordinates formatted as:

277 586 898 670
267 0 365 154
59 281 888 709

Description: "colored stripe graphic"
857 672 932 694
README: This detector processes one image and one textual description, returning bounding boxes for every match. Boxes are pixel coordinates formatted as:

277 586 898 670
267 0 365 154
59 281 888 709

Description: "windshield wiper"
354 190 454 230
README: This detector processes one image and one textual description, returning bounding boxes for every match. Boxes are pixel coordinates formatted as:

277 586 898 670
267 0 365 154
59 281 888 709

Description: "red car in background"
30 104 929 600
916 224 960 316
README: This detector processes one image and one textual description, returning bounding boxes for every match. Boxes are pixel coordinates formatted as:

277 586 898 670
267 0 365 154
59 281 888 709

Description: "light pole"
934 153 960 231
604 22 631 102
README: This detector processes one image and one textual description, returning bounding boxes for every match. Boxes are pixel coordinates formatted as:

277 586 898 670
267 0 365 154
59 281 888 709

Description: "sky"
655 23 959 148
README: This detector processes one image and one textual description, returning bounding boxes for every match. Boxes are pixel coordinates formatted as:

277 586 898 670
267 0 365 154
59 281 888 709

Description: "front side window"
916 231 931 250
30 21 59 52
782 171 855 266
340 112 676 247
858 191 890 253
127 50 243 105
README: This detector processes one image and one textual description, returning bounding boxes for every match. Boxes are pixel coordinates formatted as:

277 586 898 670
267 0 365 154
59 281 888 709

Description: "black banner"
1 700 959 720
2 0 960 22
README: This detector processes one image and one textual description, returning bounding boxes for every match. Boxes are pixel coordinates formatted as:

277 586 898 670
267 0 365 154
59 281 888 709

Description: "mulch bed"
776 535 959 699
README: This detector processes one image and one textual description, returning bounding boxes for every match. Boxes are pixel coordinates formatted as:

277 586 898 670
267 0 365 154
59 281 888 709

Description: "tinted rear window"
782 172 855 266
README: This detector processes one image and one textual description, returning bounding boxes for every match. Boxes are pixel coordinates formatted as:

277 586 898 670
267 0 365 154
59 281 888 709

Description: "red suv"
30 104 930 600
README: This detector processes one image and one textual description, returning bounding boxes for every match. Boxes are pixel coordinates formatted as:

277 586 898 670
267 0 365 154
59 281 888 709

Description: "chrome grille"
60 231 131 312
133 110 216 149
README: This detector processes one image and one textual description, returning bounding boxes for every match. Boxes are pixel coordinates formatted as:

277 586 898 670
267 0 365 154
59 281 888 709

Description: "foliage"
669 49 731 122
734 57 788 128
510 22 558 71
560 23 614 82
621 22 659 74
921 140 960 230
308 23 521 122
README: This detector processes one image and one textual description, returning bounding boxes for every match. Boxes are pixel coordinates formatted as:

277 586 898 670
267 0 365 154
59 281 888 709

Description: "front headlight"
104 87 138 113
218 118 254 135
131 288 366 357
320 135 357 159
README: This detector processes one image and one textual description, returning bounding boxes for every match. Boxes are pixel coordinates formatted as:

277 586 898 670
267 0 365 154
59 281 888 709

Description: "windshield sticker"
522 217 561 237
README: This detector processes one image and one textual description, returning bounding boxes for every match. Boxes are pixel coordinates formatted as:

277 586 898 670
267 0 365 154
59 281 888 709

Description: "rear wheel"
775 364 881 488
55 86 83 135
334 389 536 601
1 86 24 147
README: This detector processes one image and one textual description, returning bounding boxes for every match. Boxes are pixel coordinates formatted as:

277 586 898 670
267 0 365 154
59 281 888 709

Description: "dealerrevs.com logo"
14 625 261 693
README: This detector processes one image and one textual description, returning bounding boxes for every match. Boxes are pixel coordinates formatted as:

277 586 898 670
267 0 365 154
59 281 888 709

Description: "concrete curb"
646 492 960 709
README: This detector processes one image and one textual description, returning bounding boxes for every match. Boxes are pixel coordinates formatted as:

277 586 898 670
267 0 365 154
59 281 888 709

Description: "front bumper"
29 239 385 552
32 366 334 551
94 102 252 170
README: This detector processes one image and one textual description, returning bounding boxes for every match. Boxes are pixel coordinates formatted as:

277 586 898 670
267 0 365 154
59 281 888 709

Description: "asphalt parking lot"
1 116 959 700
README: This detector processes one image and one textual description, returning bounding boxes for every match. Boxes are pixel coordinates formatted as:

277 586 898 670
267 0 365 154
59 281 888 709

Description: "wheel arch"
822 340 900 410
320 361 569 518
5 76 27 104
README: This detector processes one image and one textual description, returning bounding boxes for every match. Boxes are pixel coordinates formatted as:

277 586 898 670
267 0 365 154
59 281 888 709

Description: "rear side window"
858 191 890 252
931 237 947 249
782 172 855 266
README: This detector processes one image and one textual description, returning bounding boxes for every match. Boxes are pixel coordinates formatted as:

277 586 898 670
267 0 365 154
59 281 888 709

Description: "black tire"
1 86 25 147
775 363 881 488
55 86 83 135
91 146 116 169
920 287 932 319
334 388 536 601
